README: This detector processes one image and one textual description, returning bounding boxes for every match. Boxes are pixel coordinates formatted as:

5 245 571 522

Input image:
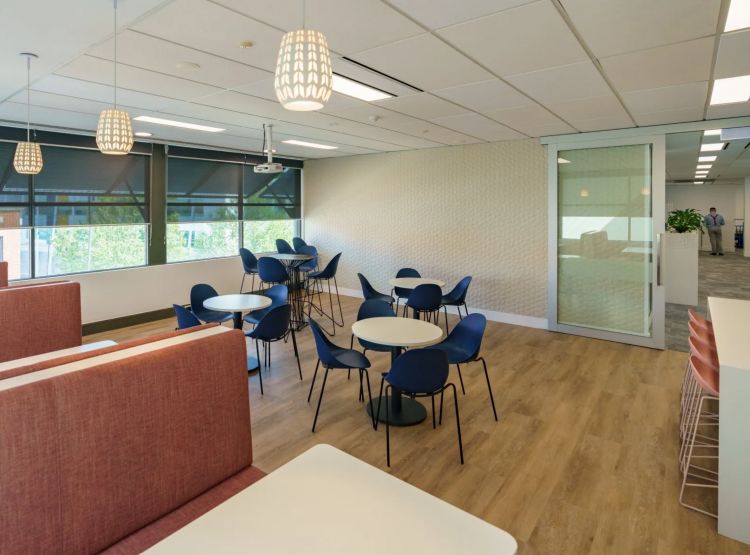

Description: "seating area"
4 1 750 553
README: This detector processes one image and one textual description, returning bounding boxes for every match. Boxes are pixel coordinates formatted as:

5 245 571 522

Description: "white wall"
666 183 743 252
18 257 243 324
304 139 549 327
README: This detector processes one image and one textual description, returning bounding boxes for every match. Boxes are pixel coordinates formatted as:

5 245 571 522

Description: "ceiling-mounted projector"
254 124 283 174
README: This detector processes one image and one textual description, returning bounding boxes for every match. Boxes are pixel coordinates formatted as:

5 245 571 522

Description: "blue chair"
350 299 396 355
307 253 344 336
258 256 289 287
376 348 463 466
297 245 318 274
292 237 307 251
406 284 446 333
441 276 472 332
244 284 288 326
173 304 201 329
276 239 294 254
392 268 420 316
431 313 496 421
308 318 374 432
246 304 301 395
239 248 259 293
357 273 395 305
190 284 232 324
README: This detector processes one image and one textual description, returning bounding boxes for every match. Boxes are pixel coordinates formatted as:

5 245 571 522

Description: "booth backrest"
0 261 7 287
0 326 253 555
0 281 82 362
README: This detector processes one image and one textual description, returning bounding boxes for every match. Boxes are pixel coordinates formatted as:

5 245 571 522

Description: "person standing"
704 207 726 255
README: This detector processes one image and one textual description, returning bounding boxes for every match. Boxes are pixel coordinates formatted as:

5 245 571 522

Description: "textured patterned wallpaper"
303 139 549 319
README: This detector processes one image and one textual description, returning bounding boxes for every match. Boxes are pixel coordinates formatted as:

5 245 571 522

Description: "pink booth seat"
0 326 265 555
0 261 7 287
0 281 82 363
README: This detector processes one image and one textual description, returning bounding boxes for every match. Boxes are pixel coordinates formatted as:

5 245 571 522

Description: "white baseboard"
336 287 549 330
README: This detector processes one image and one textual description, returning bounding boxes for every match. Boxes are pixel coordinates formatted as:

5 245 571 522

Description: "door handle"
656 232 663 286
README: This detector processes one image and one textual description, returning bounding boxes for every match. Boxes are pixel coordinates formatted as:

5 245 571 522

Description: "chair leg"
251 273 256 293
291 329 302 381
255 341 264 395
395 296 400 315
431 394 436 429
385 385 391 467
358 369 364 402
456 364 466 394
348 368 351 380
349 335 354 350
240 273 246 294
333 277 344 327
449 383 464 464
311 367 330 432
375 375 385 431
479 357 498 421
439 388 444 425
307 359 321 403
444 306 450 334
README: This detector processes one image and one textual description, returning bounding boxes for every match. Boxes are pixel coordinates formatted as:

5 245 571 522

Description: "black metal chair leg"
358 369 364 402
240 273 246 294
255 341 264 395
291 329 302 380
431 394 436 429
307 359 320 403
439 388 444 425
348 368 351 380
311 367 330 432
443 306 450 334
364 369 375 429
333 277 344 327
450 383 464 464
375 375 385 430
349 335 354 350
251 274 256 293
479 357 498 421
456 364 466 394
385 385 391 467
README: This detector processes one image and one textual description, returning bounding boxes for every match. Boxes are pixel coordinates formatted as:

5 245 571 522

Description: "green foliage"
667 208 704 234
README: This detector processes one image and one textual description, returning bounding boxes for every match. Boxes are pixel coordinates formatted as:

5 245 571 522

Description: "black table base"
367 395 427 426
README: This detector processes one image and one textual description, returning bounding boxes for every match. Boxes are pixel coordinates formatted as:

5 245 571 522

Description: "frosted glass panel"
557 145 653 336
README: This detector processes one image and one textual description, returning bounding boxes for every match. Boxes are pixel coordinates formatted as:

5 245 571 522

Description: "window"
243 167 301 253
0 143 31 279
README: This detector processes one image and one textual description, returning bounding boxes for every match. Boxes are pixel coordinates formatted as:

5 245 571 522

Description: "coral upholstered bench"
0 325 265 555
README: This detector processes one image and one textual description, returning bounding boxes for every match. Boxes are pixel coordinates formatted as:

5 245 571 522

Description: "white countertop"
203 294 272 313
707 297 750 371
145 444 517 555
389 277 446 288
351 316 444 348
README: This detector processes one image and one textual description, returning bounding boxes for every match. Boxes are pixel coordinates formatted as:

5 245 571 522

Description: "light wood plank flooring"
85 295 750 554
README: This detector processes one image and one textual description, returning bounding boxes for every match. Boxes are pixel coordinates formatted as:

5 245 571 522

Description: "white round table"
204 294 272 330
388 277 446 289
351 317 444 426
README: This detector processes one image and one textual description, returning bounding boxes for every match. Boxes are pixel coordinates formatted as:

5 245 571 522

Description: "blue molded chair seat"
329 346 371 369
190 283 232 324
358 273 395 305
258 257 290 284
292 237 307 251
276 239 294 254
350 299 396 355
244 284 288 325
245 304 301 394
297 245 318 273
173 304 202 329
430 341 474 364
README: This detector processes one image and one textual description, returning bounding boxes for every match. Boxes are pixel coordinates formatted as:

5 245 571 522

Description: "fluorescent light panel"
698 155 717 162
704 129 722 136
696 164 712 169
725 0 750 32
133 115 224 132
694 181 705 184
710 75 750 105
134 131 152 137
332 74 393 102
282 139 338 150
557 157 571 164
700 142 725 152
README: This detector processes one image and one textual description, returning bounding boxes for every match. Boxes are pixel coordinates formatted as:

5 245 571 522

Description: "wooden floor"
86 295 750 554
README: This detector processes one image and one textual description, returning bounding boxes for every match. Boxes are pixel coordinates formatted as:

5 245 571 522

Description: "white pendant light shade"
14 141 43 174
96 109 133 155
274 29 332 111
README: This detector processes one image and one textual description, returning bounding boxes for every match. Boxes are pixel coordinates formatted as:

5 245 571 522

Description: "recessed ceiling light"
704 129 722 136
557 157 571 164
239 40 254 49
700 142 725 152
698 155 717 162
134 131 152 137
176 61 200 71
579 189 589 198
710 75 750 105
725 0 750 32
694 181 705 184
282 139 338 150
133 115 224 132
332 74 393 102
696 164 712 169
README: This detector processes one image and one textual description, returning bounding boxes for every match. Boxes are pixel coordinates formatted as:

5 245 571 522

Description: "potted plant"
663 208 702 305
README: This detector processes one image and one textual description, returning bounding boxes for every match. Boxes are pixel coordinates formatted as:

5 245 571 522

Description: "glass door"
548 137 665 349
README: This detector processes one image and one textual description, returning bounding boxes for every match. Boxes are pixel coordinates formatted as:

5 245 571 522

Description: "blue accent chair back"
387 348 449 394
406 283 442 312
173 304 201 329
297 245 318 272
239 248 258 273
444 276 472 304
309 318 344 368
311 252 341 280
394 267 420 299
190 283 231 323
357 273 380 300
244 284 288 325
292 237 307 251
276 239 294 254
248 304 292 342
258 257 289 283
357 299 395 320
443 313 486 360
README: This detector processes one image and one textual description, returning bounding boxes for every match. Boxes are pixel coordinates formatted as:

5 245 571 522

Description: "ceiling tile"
706 102 750 119
572 115 635 132
633 107 704 126
430 113 526 141
374 93 469 120
10 90 109 115
352 34 492 90
87 30 271 89
433 79 534 112
210 0 303 30
714 29 750 79
131 0 284 72
601 37 714 92
387 0 535 30
621 81 708 114
546 94 631 123
0 102 101 132
506 61 612 105
487 104 576 137
437 1 588 77
560 0 722 58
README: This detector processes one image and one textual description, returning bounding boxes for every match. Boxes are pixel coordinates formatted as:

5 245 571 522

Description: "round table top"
266 253 314 261
388 277 446 289
203 294 272 313
351 317 444 348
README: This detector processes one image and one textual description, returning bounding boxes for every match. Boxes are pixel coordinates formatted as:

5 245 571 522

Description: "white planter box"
664 231 699 306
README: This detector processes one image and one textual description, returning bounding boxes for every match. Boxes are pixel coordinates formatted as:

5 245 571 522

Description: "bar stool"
680 355 719 518
688 308 713 332
258 257 290 289
682 335 718 440
306 253 344 336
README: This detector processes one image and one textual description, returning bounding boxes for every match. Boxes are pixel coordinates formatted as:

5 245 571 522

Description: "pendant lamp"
14 53 43 175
